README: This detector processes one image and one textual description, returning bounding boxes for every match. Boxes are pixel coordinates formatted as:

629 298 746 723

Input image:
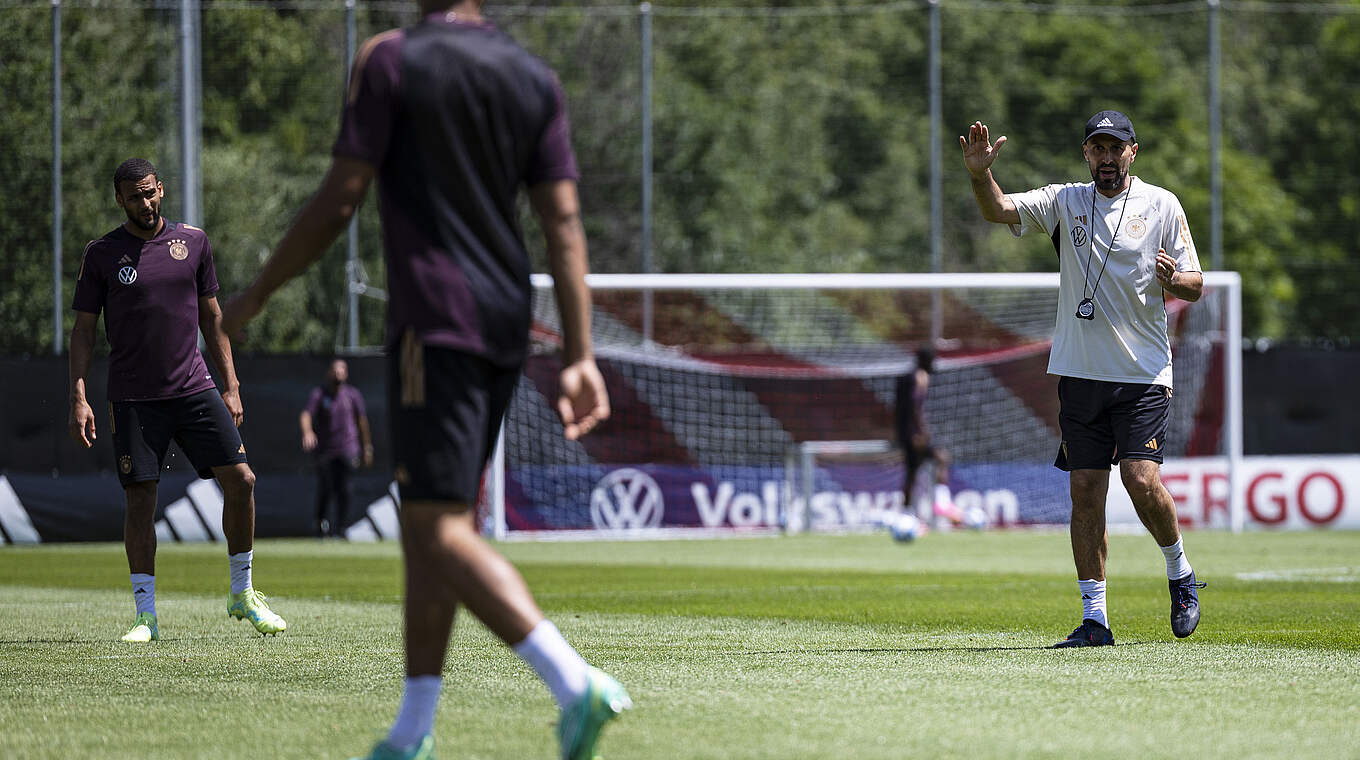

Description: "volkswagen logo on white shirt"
118 266 138 285
1071 225 1088 249
590 468 664 531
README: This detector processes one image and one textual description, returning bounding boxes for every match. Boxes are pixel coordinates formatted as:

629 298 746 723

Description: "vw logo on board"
590 468 664 531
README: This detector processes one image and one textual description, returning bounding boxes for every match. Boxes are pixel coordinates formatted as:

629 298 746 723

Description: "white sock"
1078 579 1108 629
130 573 156 617
229 550 253 595
386 675 442 750
1160 537 1193 580
933 483 952 508
513 620 590 708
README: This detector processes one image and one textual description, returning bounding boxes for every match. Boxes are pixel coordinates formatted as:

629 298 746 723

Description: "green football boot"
120 612 158 642
350 734 434 760
227 588 287 636
557 667 632 760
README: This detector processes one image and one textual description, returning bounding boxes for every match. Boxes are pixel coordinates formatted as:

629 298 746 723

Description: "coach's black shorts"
388 335 519 505
1054 376 1171 471
110 388 248 487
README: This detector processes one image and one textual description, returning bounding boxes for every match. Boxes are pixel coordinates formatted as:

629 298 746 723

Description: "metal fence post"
640 2 654 344
179 0 202 227
345 0 359 350
928 0 942 344
1208 0 1223 272
51 0 62 355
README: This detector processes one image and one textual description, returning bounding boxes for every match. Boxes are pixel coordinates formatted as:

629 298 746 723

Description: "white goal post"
483 271 1244 537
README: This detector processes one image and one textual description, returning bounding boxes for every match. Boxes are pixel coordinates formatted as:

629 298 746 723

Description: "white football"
890 514 922 543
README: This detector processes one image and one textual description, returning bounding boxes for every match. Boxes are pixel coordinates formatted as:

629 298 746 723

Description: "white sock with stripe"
130 573 156 617
1160 537 1193 580
229 550 253 595
1078 578 1107 629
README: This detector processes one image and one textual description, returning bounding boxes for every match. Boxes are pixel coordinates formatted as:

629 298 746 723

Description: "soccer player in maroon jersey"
222 2 630 758
68 158 286 642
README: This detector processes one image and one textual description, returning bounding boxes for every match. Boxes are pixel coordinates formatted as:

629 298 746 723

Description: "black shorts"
388 336 519 504
110 388 248 487
1054 376 1171 471
903 441 939 472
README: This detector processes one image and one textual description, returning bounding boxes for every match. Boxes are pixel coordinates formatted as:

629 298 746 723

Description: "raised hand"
959 121 1008 177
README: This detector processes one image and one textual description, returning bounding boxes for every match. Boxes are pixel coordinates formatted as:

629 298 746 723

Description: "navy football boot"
1051 619 1115 648
1169 571 1206 638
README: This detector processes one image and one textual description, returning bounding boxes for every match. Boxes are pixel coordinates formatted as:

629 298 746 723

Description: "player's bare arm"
222 157 376 335
1156 249 1203 302
199 294 245 426
67 310 99 447
299 410 318 452
960 121 1021 225
529 178 610 441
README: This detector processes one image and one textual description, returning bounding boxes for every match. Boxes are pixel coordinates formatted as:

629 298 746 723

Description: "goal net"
481 273 1242 537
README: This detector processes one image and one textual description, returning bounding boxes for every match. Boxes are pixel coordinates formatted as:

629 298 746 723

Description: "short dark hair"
113 158 159 194
915 346 936 374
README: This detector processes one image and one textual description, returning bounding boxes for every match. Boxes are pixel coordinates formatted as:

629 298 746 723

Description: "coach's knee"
1119 462 1159 500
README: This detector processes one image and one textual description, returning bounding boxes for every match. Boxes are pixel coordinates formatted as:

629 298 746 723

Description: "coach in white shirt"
960 110 1206 648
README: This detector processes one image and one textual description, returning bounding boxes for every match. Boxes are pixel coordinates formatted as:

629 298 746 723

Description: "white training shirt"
1007 177 1201 388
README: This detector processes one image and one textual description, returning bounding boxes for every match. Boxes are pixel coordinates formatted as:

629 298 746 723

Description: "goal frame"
485 271 1244 537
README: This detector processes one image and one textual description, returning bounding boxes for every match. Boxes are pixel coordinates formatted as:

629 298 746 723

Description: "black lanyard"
1080 183 1131 303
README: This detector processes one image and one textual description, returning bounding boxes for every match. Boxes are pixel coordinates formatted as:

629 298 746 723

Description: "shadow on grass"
736 641 1153 655
0 632 292 645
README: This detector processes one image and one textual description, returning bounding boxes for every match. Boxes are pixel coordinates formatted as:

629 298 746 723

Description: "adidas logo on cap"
1084 110 1135 143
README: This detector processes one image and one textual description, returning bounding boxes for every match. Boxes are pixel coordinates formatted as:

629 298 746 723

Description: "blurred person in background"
300 357 373 537
894 345 960 527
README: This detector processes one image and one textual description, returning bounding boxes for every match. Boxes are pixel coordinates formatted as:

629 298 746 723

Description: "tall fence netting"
2 1 1357 356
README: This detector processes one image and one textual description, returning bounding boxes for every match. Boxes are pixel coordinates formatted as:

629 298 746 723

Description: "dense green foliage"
1 532 1357 758
1 0 1357 354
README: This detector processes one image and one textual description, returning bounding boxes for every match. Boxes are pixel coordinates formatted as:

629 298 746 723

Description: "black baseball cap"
1083 110 1136 143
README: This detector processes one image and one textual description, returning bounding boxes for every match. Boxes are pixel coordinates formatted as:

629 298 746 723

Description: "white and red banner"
1106 455 1360 530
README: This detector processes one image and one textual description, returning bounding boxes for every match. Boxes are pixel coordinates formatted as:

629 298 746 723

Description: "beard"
1091 164 1127 193
125 206 160 231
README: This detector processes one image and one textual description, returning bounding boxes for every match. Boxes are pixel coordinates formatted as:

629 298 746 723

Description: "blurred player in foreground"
961 111 1206 648
222 1 630 757
894 346 961 528
68 158 286 642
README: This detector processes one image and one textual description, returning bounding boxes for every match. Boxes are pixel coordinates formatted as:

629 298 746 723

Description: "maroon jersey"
71 221 220 402
304 384 367 460
333 12 579 367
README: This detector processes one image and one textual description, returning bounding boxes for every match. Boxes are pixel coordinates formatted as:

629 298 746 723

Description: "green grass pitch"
1 530 1357 759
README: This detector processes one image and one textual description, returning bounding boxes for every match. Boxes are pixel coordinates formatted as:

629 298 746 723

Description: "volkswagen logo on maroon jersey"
118 266 138 285
590 468 664 531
